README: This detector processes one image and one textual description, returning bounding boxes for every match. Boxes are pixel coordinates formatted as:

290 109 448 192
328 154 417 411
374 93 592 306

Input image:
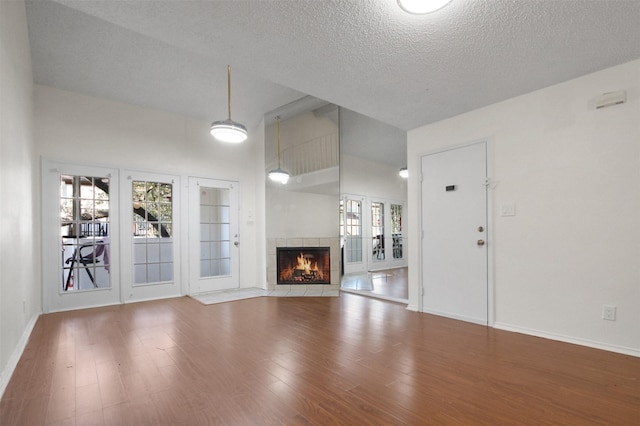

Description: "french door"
341 195 366 274
370 199 406 271
341 194 406 274
42 161 120 312
188 177 240 294
120 171 181 301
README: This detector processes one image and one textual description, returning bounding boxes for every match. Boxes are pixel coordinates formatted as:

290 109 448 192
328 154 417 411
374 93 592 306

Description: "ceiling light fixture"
399 167 409 178
398 0 451 14
210 65 247 143
268 116 290 184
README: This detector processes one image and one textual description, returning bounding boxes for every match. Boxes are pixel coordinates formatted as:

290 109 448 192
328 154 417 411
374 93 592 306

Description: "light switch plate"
500 202 516 217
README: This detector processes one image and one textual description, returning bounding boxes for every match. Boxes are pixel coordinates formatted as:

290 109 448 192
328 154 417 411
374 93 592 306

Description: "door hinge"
484 177 498 189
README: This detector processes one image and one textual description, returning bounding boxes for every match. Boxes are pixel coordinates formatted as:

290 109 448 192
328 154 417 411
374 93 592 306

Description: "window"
344 199 363 263
60 175 110 291
391 203 403 259
199 187 231 277
371 201 385 261
132 181 173 284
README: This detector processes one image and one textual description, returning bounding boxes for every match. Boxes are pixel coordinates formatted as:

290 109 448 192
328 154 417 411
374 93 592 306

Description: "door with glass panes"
121 172 180 301
188 177 240 293
370 199 406 271
42 161 120 312
341 195 367 274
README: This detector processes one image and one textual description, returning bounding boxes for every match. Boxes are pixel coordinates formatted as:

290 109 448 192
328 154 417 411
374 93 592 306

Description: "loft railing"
280 132 339 176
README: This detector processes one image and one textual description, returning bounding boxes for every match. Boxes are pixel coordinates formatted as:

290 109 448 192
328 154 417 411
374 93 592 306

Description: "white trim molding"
494 322 640 358
0 314 39 399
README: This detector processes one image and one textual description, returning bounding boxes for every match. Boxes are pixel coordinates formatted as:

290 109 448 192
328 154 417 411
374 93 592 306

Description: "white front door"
420 142 488 324
188 177 240 294
42 161 121 312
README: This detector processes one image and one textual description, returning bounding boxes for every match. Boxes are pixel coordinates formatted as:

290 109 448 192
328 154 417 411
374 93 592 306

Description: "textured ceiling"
25 0 640 166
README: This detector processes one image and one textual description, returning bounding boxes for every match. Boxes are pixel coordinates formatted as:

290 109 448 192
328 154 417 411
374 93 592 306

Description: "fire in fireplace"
277 247 330 285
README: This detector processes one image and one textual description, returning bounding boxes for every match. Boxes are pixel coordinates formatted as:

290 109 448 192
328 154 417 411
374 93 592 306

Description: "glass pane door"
342 195 367 275
42 161 120 313
391 203 403 259
371 201 385 261
132 180 174 285
199 187 231 278
345 199 362 263
189 177 239 293
60 175 111 292
121 171 181 303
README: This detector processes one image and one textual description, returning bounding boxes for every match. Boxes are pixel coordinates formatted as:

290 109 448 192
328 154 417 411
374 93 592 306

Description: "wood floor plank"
2 293 639 425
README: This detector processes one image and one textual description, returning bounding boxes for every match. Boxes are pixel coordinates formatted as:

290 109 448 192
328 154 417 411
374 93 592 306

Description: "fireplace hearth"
277 247 330 285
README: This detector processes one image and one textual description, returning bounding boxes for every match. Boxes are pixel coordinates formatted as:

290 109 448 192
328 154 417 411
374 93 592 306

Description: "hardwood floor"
1 294 638 425
341 267 408 302
368 268 408 300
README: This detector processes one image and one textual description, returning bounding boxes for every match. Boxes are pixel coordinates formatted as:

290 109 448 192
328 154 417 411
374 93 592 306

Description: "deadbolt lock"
478 226 484 232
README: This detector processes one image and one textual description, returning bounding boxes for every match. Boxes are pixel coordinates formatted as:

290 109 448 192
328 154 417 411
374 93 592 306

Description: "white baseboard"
0 313 39 399
406 304 419 312
494 322 640 358
124 293 183 305
421 308 488 326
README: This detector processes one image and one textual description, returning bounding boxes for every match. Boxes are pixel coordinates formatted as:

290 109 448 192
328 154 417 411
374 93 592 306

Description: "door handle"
477 239 485 246
234 241 240 247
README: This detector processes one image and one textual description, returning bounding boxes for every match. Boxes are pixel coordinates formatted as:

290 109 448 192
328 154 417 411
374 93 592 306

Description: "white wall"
341 154 407 200
340 107 407 201
340 108 409 272
407 60 640 355
0 0 40 396
265 109 339 239
340 108 407 169
34 85 266 291
265 187 338 238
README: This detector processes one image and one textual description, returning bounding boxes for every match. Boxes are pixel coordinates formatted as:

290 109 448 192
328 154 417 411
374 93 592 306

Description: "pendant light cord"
227 65 232 119
276 116 282 168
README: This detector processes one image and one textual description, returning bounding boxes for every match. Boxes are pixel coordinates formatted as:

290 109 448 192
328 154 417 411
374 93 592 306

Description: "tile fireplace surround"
267 237 341 296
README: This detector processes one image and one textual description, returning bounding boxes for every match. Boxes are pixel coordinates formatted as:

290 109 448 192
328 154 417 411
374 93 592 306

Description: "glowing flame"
280 252 324 282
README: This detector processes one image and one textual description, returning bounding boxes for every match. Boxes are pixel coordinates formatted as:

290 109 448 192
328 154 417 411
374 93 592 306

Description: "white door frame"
417 140 495 326
188 176 240 294
120 170 182 303
342 194 367 275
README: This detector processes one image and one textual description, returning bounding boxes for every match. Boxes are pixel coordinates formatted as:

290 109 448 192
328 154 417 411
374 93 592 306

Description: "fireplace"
277 247 330 285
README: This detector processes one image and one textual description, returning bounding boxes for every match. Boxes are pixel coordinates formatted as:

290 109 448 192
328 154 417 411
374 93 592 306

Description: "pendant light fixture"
268 116 290 184
398 0 451 14
210 65 247 143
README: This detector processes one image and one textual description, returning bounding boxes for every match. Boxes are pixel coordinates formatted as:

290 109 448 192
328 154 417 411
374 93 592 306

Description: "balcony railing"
280 132 339 176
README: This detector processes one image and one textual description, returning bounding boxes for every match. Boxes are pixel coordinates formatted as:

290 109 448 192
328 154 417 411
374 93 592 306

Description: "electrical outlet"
602 305 616 321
